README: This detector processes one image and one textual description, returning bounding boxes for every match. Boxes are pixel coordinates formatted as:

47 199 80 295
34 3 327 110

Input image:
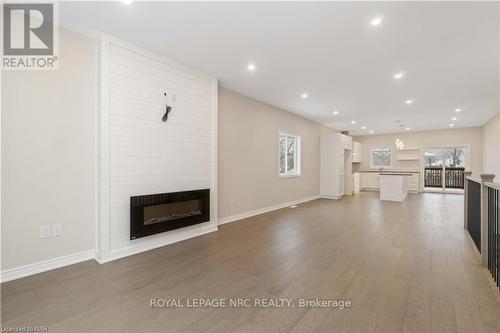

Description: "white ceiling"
59 1 499 135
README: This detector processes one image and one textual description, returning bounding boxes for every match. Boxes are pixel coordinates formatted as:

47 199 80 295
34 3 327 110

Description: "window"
424 147 467 168
279 133 301 177
370 147 392 168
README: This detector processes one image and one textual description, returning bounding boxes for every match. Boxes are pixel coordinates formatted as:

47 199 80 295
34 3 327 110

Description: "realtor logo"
2 2 59 70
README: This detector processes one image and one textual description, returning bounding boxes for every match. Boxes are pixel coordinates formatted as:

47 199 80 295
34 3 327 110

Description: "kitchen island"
379 173 408 202
357 170 419 193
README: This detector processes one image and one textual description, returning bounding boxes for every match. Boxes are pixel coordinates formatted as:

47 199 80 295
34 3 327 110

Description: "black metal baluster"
489 187 492 273
467 179 481 252
493 189 500 287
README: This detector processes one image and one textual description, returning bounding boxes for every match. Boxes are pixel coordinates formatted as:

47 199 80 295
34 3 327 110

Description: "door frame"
419 144 470 192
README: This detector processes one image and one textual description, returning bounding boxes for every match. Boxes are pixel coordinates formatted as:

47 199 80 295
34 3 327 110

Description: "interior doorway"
422 146 468 192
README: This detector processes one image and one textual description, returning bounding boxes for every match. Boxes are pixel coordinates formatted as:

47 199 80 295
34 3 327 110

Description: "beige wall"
1 29 96 270
218 87 333 219
482 113 500 178
353 127 483 177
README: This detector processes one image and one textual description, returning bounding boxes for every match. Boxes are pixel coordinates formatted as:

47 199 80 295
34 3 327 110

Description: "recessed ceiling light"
405 127 410 131
333 110 339 115
369 130 375 134
361 126 366 130
455 108 462 112
405 99 413 105
301 93 308 99
452 117 457 121
247 63 256 71
449 123 455 127
371 16 383 26
351 120 356 124
394 72 405 80
122 0 132 4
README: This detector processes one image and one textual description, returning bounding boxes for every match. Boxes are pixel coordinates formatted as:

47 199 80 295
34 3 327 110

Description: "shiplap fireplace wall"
97 35 218 263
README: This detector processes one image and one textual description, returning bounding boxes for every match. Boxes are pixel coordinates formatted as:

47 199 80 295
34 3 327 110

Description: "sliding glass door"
423 147 467 190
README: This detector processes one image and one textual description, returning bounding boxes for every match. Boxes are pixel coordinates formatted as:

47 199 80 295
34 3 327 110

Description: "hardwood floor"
2 192 500 332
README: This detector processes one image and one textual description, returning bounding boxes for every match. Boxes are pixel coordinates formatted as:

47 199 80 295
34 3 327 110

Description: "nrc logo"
3 3 54 55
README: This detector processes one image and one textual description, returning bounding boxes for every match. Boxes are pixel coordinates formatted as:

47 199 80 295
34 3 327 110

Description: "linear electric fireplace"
130 189 210 240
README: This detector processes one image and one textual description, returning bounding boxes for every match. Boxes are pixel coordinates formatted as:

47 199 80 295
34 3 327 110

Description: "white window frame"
420 144 470 191
370 147 393 168
279 132 301 178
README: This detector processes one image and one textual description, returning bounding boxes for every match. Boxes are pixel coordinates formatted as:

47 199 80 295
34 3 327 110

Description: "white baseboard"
320 195 342 200
0 250 94 283
361 188 420 194
218 195 320 225
96 223 218 264
361 187 379 192
2 224 219 282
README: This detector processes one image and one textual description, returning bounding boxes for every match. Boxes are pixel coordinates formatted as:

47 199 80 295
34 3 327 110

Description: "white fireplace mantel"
96 34 218 263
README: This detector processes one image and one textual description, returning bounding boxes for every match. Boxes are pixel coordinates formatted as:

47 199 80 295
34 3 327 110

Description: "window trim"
369 147 393 168
278 132 302 178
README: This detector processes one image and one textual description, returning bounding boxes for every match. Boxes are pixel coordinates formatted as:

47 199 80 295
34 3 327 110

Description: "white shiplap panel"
109 64 212 104
109 180 210 199
111 156 209 168
110 126 210 145
110 165 209 176
108 76 212 111
109 95 210 125
99 36 217 255
110 174 210 187
110 146 210 159
109 103 210 128
110 110 210 133
110 136 210 151
109 115 210 138
109 46 212 94
109 85 209 114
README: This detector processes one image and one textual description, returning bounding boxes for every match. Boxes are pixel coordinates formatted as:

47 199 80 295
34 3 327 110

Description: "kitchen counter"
358 169 419 174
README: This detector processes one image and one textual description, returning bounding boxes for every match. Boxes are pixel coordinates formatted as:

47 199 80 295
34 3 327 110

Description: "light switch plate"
40 225 51 239
52 224 62 237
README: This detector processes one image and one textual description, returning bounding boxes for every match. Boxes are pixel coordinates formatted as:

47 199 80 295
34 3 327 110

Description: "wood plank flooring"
2 192 500 332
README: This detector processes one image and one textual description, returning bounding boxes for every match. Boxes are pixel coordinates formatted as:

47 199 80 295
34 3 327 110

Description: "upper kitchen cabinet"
342 134 353 150
352 141 362 163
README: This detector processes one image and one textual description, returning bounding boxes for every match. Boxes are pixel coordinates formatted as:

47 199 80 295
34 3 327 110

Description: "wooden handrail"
424 167 465 170
484 181 500 190
466 176 482 184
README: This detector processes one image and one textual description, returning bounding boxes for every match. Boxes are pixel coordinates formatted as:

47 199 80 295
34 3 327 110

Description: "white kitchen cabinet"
352 141 362 163
320 133 352 199
338 153 345 175
361 172 380 190
352 172 360 193
342 135 353 150
360 172 419 193
407 173 419 192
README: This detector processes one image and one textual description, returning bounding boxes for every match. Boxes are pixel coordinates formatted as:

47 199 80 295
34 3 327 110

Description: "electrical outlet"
52 224 62 237
40 225 51 239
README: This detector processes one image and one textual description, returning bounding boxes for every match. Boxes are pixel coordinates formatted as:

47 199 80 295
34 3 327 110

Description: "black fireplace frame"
130 189 210 240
